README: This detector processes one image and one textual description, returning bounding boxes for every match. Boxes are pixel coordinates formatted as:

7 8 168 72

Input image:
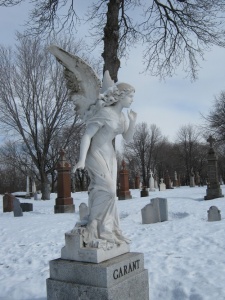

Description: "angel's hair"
83 83 134 121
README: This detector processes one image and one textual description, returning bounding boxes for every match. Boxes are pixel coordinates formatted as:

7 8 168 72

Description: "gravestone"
79 203 89 222
3 193 15 212
165 170 173 189
140 186 149 197
159 178 166 191
20 203 33 212
149 170 155 192
208 206 221 221
204 136 224 200
13 198 23 217
118 160 132 200
141 198 168 224
55 149 75 213
34 191 42 200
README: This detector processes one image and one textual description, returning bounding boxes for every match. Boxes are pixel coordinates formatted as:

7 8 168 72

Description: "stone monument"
47 45 149 300
204 135 224 200
54 149 75 213
118 160 132 200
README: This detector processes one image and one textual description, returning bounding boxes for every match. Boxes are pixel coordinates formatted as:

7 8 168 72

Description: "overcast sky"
1 2 225 143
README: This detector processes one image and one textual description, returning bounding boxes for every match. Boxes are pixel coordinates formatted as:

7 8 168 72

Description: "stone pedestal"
46 252 149 300
118 160 132 200
54 149 75 213
204 136 224 200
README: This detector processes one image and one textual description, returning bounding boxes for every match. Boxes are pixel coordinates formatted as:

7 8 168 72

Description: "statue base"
61 229 130 263
46 252 149 300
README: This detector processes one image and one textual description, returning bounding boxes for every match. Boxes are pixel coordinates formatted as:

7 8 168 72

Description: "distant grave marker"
208 206 221 222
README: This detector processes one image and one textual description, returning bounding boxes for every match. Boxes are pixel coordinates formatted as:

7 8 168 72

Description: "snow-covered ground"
0 186 225 300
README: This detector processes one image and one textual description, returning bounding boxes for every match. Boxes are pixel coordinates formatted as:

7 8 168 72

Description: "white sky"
0 2 225 142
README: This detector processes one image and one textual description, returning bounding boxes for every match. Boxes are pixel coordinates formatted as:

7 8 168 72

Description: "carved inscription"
113 259 140 279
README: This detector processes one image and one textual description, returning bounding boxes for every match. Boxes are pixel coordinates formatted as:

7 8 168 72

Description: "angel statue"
49 46 137 253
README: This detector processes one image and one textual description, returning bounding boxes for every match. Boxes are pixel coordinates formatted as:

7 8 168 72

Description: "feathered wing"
48 45 101 120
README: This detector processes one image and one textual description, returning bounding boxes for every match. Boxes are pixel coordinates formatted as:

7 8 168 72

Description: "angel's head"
99 82 135 107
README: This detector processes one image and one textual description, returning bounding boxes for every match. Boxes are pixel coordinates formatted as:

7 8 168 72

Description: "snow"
1 186 225 300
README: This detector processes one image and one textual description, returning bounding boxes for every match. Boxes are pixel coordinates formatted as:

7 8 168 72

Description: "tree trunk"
41 181 50 200
102 0 121 82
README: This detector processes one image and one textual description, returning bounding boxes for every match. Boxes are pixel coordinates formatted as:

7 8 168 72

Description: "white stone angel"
49 46 137 249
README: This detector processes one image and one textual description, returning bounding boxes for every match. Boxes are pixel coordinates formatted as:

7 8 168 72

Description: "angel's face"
120 91 134 108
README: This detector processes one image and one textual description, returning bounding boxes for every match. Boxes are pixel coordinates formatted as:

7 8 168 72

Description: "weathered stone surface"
61 230 130 263
46 252 149 300
141 197 168 224
13 198 23 217
208 206 221 222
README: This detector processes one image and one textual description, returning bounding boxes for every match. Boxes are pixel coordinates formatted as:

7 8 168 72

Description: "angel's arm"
73 123 102 171
122 109 137 142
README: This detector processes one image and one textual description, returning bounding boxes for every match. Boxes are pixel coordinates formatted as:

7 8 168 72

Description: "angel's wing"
48 45 101 119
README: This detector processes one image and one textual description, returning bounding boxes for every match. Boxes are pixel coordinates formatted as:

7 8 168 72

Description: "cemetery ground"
0 186 225 300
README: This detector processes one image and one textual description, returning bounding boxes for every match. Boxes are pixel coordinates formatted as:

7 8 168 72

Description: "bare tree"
124 122 164 187
0 34 87 199
174 124 207 184
1 1 225 80
203 91 225 142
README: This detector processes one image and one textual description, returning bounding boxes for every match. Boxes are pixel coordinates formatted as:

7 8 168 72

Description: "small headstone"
79 203 89 221
141 197 168 224
20 203 33 212
34 191 42 200
208 206 221 222
13 198 23 217
159 178 166 191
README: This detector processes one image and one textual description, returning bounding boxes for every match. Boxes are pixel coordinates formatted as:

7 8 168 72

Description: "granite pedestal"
46 252 149 300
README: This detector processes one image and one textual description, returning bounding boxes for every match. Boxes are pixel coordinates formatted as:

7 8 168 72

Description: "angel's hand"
72 161 85 173
127 109 137 123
